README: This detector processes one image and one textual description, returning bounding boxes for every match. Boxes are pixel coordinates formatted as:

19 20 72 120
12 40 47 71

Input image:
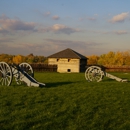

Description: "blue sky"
0 0 130 56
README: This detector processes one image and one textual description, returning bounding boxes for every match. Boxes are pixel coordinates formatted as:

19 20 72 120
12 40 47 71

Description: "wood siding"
48 58 80 72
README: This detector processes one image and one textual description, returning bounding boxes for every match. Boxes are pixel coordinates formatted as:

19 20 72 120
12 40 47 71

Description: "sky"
0 0 130 56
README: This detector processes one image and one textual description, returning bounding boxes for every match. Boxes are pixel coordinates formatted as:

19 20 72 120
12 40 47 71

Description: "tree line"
1 50 130 66
0 53 47 64
87 51 130 66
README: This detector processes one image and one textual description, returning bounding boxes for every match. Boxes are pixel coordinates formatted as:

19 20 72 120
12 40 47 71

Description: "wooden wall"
48 58 80 73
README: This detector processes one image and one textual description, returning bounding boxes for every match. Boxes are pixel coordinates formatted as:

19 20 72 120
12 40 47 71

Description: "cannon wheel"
85 66 104 82
19 62 34 77
14 62 34 85
0 62 13 86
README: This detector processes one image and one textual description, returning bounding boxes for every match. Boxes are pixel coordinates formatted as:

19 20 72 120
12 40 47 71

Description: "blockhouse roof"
48 48 87 59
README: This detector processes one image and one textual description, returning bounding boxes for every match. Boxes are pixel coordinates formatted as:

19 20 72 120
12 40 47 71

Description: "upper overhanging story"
48 48 88 73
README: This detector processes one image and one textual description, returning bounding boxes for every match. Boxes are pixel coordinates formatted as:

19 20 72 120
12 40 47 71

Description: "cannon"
85 65 128 82
0 62 45 87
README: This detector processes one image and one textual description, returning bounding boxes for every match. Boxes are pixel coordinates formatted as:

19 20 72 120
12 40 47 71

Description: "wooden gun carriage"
85 65 128 82
0 62 45 87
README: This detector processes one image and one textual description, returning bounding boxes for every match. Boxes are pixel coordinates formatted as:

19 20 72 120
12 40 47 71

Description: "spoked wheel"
19 62 34 77
0 62 13 86
85 66 104 82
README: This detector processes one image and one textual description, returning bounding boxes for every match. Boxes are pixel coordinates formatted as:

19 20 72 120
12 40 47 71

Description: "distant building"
48 48 87 73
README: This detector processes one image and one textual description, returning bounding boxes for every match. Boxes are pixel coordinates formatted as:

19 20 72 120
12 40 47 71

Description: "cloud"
79 18 85 21
87 17 96 21
89 29 128 35
44 38 101 48
44 11 51 17
35 10 51 17
114 30 128 35
0 15 80 35
0 27 9 34
43 38 103 56
0 42 46 55
38 24 81 34
109 12 129 23
0 38 103 56
0 37 14 42
52 15 60 20
79 15 97 22
106 30 128 35
0 14 36 34
36 10 60 20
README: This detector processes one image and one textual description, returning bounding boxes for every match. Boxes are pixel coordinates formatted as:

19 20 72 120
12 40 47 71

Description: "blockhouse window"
57 59 59 62
67 69 71 72
68 59 71 62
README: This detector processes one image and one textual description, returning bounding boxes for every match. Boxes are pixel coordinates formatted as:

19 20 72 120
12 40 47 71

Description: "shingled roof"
48 48 87 59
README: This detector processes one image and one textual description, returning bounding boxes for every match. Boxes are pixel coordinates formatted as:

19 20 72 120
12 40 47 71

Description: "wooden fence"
30 64 57 72
30 64 130 72
105 65 130 72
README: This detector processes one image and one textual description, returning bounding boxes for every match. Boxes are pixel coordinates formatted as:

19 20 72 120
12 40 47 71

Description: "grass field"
0 72 130 130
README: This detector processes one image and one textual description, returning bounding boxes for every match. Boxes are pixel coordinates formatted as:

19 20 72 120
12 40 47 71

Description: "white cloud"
52 24 80 34
0 14 36 34
109 12 129 23
0 15 81 35
52 24 66 30
52 15 60 20
38 24 81 34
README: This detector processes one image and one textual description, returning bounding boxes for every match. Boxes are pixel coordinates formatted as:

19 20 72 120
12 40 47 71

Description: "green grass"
0 72 130 130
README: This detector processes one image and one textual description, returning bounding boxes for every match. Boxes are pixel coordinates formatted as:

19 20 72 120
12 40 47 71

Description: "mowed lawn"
0 72 130 130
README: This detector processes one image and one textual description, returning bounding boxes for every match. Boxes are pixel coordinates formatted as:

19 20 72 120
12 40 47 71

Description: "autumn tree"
97 54 107 65
13 55 24 64
114 51 124 66
97 51 130 66
87 55 99 65
0 54 13 63
26 53 35 63
123 51 130 65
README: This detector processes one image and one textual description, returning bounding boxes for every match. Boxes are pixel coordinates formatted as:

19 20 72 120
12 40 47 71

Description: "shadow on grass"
10 81 78 88
102 78 130 83
40 81 76 88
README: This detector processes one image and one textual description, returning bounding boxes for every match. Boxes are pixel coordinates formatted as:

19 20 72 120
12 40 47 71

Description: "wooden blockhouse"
48 48 87 73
